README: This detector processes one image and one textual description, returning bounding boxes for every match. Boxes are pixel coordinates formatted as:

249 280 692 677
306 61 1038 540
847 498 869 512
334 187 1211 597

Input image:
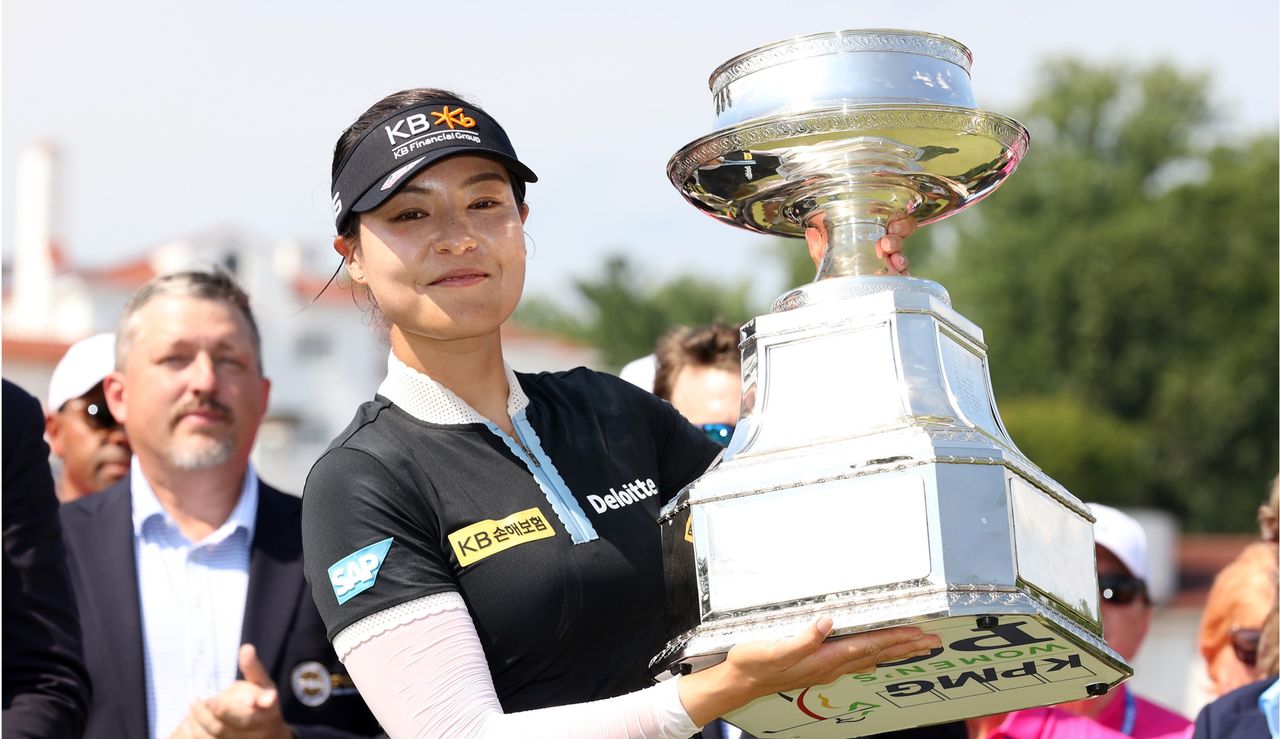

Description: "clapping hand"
169 644 292 739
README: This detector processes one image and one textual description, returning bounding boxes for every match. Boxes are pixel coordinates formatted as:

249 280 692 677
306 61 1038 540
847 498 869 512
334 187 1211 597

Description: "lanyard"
1120 688 1137 736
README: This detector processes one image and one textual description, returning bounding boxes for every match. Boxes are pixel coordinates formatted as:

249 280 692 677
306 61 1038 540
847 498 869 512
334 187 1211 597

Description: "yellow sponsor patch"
684 516 694 543
449 507 555 567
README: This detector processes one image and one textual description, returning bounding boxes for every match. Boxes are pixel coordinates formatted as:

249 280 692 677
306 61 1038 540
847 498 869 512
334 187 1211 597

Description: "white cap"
47 333 116 412
1088 503 1149 583
618 354 657 393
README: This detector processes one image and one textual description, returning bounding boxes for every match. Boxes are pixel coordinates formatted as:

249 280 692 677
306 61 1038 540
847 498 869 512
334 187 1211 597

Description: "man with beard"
44 333 132 502
58 270 381 739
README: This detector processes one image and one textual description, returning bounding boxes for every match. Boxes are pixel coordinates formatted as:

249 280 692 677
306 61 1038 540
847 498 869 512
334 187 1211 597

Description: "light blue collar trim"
376 352 597 545
130 456 259 544
1260 678 1279 738
483 409 598 545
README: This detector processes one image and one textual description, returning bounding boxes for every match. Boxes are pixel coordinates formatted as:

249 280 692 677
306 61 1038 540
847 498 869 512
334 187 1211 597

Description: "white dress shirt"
130 457 258 739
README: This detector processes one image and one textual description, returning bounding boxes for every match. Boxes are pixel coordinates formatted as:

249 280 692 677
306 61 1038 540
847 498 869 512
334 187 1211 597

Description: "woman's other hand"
804 213 917 276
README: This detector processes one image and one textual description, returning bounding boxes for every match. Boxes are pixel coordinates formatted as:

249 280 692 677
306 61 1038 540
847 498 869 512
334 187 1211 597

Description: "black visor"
331 98 538 232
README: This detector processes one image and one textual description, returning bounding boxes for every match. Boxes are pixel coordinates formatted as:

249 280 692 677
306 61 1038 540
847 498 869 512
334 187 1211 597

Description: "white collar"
129 456 259 544
376 351 529 425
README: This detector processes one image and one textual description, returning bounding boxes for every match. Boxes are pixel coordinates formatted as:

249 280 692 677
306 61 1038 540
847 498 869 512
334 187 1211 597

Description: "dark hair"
116 268 263 371
652 322 741 401
331 87 526 240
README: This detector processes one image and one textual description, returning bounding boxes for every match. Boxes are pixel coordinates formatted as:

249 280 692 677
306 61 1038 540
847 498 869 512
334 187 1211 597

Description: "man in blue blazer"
59 270 381 739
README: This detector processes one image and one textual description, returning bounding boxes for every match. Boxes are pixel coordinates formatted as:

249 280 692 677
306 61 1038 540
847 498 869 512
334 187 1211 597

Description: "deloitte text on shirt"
586 478 659 514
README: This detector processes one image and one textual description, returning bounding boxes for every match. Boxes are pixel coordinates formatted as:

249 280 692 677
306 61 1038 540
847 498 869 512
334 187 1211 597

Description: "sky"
4 1 1278 307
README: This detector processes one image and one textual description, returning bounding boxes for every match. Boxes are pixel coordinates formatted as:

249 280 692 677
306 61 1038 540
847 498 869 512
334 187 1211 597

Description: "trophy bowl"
669 29 1028 281
652 29 1130 738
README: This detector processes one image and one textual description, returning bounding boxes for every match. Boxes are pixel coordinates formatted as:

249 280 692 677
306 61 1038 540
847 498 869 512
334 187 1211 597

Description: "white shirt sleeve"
335 592 702 739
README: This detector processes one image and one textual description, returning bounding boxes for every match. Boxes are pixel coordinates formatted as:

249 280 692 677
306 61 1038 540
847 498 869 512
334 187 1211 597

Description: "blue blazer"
60 475 383 739
1192 677 1274 739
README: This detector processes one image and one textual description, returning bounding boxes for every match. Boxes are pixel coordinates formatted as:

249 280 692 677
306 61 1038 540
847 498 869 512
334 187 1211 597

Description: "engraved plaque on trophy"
652 29 1131 737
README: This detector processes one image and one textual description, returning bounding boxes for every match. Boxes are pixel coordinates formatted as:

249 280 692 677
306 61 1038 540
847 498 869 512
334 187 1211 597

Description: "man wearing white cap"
44 333 131 502
1057 503 1191 737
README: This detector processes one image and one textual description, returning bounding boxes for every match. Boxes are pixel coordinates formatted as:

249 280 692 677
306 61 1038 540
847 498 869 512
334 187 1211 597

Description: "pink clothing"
991 687 1192 739
994 708 1130 739
1092 686 1191 738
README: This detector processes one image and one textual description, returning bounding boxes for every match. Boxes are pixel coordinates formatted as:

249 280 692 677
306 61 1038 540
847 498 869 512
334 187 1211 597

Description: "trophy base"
650 455 1131 737
690 604 1126 738
650 281 1131 736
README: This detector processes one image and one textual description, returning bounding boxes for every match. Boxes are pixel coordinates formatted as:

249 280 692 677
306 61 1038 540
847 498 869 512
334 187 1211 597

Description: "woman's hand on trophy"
804 213 917 276
676 616 941 726
876 217 916 275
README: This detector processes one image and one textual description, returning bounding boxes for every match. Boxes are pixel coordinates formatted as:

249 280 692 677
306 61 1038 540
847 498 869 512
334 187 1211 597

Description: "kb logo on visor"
383 106 477 145
431 106 475 130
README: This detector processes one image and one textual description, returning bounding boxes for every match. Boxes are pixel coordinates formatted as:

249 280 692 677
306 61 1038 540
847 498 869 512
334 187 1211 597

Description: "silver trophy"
653 30 1131 737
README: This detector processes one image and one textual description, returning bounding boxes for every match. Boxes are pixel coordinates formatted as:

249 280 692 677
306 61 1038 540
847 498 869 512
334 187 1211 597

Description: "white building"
2 143 599 492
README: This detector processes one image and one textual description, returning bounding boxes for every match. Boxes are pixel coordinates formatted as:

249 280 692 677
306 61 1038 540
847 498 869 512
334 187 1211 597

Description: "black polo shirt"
301 358 720 712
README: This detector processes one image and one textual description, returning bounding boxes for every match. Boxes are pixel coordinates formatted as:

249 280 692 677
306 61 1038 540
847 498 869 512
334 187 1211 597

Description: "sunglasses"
700 423 735 447
1098 573 1147 606
1230 626 1261 667
64 390 120 432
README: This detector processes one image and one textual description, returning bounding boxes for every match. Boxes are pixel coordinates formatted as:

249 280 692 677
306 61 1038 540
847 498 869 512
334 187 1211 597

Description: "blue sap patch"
327 537 393 605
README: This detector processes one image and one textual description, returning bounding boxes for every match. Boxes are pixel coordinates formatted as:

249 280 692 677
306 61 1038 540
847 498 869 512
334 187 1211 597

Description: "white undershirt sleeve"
335 592 702 739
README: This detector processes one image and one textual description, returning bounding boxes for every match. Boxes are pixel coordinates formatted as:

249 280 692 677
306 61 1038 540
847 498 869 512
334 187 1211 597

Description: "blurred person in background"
1190 599 1278 738
44 332 132 502
1059 504 1191 736
3 379 91 738
652 322 742 447
1199 477 1279 698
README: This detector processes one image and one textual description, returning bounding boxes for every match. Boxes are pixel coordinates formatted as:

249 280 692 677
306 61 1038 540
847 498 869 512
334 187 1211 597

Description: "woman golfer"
302 87 928 738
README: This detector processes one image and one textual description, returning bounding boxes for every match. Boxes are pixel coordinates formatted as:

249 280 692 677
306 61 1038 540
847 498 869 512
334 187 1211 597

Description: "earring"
524 230 537 260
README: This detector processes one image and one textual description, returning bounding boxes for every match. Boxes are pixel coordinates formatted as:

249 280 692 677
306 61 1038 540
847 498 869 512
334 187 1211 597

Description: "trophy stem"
813 216 888 280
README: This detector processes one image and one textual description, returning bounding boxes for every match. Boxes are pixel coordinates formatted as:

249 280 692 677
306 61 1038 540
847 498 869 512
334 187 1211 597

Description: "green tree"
932 60 1278 530
999 395 1147 510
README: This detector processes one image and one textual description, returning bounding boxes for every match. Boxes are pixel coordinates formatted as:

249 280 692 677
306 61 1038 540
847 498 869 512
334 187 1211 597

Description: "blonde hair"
1260 474 1278 543
1199 542 1279 694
